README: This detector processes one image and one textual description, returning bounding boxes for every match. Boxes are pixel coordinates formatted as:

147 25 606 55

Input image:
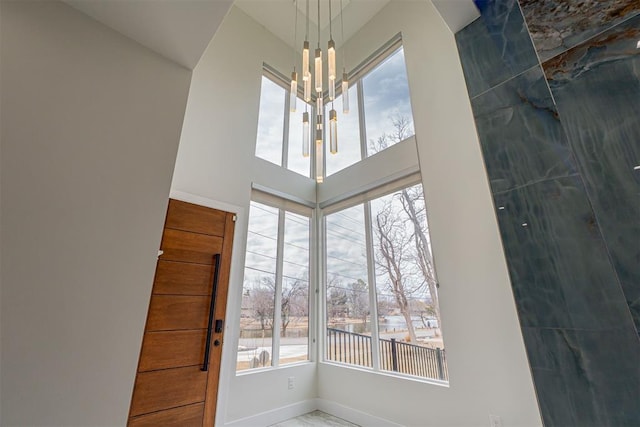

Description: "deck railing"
326 327 448 381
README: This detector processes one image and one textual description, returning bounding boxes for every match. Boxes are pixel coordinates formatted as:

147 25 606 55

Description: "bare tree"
374 202 421 343
400 186 440 327
368 115 412 153
347 279 369 325
248 282 275 331
326 275 348 320
280 279 307 337
369 115 442 340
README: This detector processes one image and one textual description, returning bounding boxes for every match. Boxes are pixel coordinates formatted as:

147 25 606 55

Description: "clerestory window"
325 45 415 176
254 72 311 177
254 40 414 181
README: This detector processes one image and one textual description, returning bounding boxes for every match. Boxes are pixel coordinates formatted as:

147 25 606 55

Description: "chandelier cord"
293 0 298 72
331 0 334 109
329 0 332 39
340 0 345 72
317 0 320 49
306 0 309 41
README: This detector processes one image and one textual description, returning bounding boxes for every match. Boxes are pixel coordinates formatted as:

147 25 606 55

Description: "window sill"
234 360 314 377
319 360 450 388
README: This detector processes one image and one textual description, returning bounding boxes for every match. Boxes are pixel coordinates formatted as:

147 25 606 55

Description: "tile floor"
269 410 360 427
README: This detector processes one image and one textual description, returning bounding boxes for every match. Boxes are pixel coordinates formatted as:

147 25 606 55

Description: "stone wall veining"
520 0 640 61
542 11 640 333
456 0 640 425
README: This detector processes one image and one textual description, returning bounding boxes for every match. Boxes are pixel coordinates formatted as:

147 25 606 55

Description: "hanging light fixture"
327 0 337 155
294 0 346 183
290 3 298 113
302 0 311 158
302 0 311 103
327 0 336 101
340 0 349 114
302 111 310 157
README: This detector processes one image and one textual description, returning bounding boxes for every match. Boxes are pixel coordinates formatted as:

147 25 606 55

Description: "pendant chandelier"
290 0 348 183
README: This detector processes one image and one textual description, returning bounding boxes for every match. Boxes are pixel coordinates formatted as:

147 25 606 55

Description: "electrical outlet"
288 376 295 390
489 414 502 427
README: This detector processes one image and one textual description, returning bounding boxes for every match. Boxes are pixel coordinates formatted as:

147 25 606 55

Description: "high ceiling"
236 0 479 50
235 0 392 49
62 0 234 69
61 0 478 70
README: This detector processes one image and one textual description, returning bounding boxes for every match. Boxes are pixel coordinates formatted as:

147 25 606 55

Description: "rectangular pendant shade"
316 97 323 120
328 40 336 81
304 73 311 102
315 129 323 183
342 73 349 114
302 112 310 158
290 71 297 113
315 48 322 93
329 109 337 154
302 41 309 80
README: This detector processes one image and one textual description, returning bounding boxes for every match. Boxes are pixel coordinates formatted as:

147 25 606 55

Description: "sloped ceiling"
432 0 480 33
62 0 234 69
61 0 478 70
235 0 479 49
235 0 392 49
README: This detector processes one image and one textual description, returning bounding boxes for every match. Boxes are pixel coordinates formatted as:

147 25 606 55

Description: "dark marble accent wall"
543 12 640 333
520 0 640 61
456 0 640 425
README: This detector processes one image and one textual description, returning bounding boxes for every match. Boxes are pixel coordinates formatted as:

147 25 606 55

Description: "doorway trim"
170 189 246 427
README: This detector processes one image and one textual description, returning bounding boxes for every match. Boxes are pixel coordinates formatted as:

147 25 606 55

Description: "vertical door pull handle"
202 254 221 372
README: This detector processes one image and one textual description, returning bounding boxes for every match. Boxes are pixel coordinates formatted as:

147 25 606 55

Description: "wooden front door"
128 199 235 427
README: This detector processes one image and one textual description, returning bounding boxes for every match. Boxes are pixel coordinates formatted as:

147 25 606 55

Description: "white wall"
171 6 317 426
173 1 541 426
0 2 3 423
0 1 192 425
317 1 542 426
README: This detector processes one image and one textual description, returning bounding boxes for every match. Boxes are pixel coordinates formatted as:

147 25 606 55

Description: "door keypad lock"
215 319 224 333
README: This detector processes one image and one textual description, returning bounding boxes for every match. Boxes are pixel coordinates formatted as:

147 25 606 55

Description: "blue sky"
255 47 415 178
243 47 439 333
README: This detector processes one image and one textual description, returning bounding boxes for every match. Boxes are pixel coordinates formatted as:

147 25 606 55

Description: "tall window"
324 85 361 176
255 77 286 166
245 37 445 383
255 43 414 181
324 181 447 382
362 48 414 157
325 45 415 176
254 75 311 178
237 196 311 372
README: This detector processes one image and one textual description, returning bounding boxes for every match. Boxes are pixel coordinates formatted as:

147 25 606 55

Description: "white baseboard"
316 398 404 427
223 399 317 427
222 397 402 426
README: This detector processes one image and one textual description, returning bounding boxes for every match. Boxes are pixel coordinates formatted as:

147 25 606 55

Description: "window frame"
236 189 316 374
320 173 448 384
324 33 414 175
260 65 317 179
257 33 413 181
244 34 443 383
